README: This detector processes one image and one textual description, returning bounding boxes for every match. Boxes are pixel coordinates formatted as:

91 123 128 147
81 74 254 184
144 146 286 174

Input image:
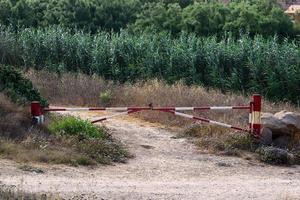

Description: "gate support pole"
252 94 262 136
31 101 44 124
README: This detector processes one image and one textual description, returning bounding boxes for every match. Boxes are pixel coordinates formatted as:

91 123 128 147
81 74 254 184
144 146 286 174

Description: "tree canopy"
0 0 298 37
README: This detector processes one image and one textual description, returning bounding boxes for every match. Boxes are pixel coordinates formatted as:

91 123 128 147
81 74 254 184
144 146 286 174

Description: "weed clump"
49 116 107 139
255 146 295 165
183 124 255 152
47 116 130 165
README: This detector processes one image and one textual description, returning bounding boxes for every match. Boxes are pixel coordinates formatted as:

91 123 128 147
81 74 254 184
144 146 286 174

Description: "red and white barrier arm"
44 106 250 112
167 110 249 133
43 107 151 112
154 106 250 111
91 110 141 123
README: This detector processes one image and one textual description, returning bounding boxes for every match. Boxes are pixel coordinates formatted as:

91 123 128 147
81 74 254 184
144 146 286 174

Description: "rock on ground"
262 111 300 148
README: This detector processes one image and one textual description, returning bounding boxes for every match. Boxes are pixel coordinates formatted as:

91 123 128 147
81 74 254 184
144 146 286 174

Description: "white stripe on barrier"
249 113 252 124
93 111 129 121
210 106 233 110
252 111 261 124
175 107 194 111
209 120 232 128
66 108 90 111
106 107 128 111
174 111 235 129
174 112 194 119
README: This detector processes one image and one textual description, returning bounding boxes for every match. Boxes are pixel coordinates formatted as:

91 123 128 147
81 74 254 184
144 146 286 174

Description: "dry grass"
0 92 130 166
27 70 300 129
181 123 257 156
0 186 61 200
0 133 130 166
0 93 32 138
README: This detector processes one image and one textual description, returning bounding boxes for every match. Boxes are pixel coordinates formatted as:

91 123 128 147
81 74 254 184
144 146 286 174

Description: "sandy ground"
1 109 300 200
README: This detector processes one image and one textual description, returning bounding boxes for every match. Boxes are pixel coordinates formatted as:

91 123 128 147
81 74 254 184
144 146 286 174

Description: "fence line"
31 94 262 136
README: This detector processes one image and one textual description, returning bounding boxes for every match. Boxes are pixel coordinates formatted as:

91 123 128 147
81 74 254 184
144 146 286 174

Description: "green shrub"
48 116 130 164
0 0 295 37
49 116 107 139
0 65 48 106
99 90 113 106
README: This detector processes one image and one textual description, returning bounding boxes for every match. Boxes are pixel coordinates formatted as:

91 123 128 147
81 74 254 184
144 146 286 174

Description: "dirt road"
1 110 300 199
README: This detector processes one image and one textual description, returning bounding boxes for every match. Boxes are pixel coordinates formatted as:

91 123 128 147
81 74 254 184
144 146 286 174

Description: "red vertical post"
252 94 262 136
31 101 42 117
31 101 44 124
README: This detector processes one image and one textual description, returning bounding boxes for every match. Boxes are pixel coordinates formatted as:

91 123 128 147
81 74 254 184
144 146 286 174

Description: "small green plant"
49 116 107 139
99 90 112 106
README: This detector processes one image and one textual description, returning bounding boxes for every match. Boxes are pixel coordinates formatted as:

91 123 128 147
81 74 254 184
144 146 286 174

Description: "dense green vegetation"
49 116 107 139
0 26 299 104
0 65 48 106
133 0 296 37
0 0 299 104
0 0 298 37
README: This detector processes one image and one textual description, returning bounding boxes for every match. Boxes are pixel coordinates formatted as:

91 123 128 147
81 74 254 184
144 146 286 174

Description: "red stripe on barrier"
192 116 210 123
87 108 106 111
44 108 67 111
232 106 251 110
128 107 152 111
92 117 107 123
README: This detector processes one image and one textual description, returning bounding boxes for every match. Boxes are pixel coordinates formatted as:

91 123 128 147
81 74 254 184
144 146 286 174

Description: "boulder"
274 111 300 130
261 111 300 148
260 127 273 145
262 112 290 134
262 111 300 134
